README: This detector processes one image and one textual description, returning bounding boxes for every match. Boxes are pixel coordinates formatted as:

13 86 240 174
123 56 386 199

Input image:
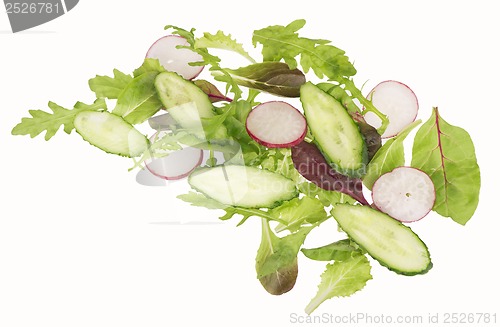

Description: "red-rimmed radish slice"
146 35 204 80
364 80 419 138
246 101 307 148
372 167 435 223
145 133 203 180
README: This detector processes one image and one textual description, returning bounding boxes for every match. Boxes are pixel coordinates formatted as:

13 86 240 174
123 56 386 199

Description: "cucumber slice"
74 111 148 157
332 204 432 275
188 165 298 208
154 71 214 138
300 82 367 177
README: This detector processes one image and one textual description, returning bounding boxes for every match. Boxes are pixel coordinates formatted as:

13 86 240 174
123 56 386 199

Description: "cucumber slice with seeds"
155 71 214 138
332 204 432 275
188 165 298 208
300 82 367 177
74 111 148 157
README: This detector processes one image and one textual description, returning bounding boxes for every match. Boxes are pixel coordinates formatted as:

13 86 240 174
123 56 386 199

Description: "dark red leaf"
291 141 368 205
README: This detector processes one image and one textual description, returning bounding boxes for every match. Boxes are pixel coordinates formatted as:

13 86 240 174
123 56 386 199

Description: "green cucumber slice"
300 82 367 177
332 204 432 275
74 111 148 157
155 71 214 138
188 165 298 208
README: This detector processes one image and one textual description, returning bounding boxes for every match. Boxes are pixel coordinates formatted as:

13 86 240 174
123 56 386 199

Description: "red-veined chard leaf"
411 107 480 225
193 80 233 103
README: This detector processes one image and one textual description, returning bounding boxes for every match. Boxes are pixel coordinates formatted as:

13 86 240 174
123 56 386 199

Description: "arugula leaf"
363 120 421 189
272 196 327 233
305 253 372 314
112 71 163 124
195 30 256 63
226 62 306 97
252 20 389 133
88 69 132 99
256 219 314 295
252 19 356 81
411 107 480 225
301 239 361 262
12 99 106 140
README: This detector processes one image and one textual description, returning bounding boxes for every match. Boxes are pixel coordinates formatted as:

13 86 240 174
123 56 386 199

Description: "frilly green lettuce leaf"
305 253 372 314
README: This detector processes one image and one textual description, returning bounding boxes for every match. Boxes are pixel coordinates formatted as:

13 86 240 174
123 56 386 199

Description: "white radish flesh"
364 80 418 138
246 101 307 148
146 132 203 180
372 167 435 223
146 35 204 80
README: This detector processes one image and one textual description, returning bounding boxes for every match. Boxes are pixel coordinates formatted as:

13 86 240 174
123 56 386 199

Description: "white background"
1 1 499 326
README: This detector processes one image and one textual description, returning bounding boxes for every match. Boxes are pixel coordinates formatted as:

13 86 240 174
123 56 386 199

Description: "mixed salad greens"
12 19 481 313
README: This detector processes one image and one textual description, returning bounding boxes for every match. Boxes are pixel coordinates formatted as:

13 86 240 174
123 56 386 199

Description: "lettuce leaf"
256 219 314 295
194 30 255 63
301 239 361 262
272 196 327 233
305 253 372 314
132 58 165 77
112 71 163 124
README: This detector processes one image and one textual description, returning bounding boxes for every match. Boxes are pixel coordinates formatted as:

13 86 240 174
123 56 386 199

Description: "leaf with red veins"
193 80 232 103
411 107 480 225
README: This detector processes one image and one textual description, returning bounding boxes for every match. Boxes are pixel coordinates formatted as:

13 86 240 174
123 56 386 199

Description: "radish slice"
372 167 435 223
364 80 419 138
146 35 204 80
246 101 307 148
145 132 203 180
